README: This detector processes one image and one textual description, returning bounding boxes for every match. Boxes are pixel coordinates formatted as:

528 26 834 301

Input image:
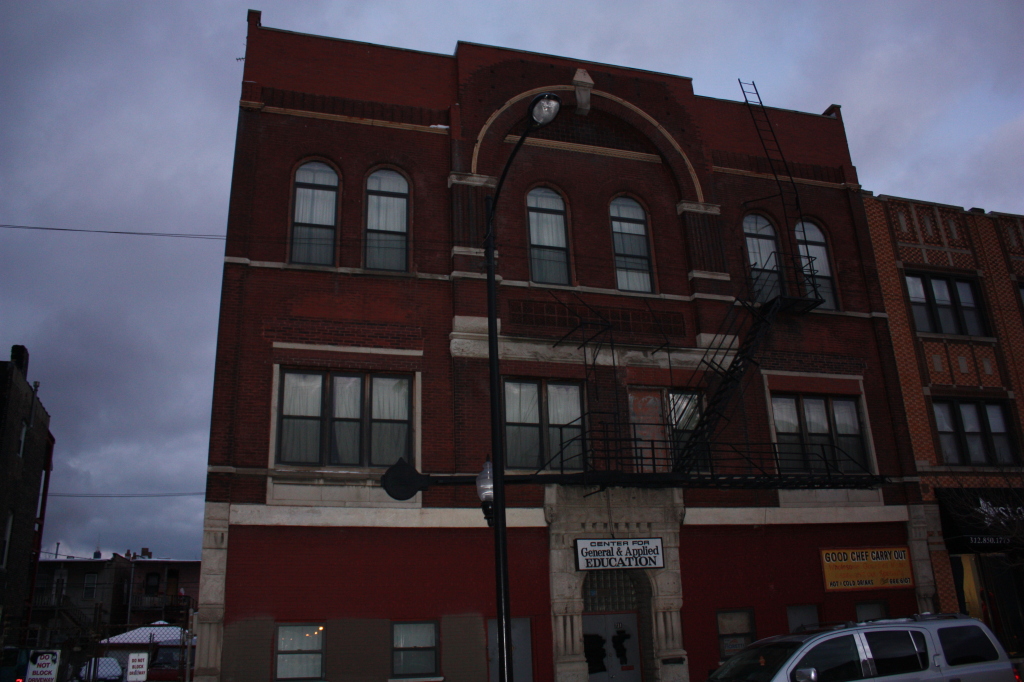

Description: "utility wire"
0 222 706 276
49 492 205 498
0 223 225 240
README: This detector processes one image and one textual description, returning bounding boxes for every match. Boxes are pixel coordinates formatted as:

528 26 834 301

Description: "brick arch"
470 85 704 203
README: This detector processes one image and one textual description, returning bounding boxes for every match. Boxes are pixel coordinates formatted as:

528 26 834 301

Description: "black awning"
935 487 1024 554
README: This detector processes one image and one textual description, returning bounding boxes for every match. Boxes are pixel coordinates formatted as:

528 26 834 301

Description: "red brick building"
196 11 933 682
864 194 1024 657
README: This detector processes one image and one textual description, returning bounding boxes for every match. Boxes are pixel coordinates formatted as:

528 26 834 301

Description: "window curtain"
366 170 408 270
505 382 540 468
293 163 337 266
277 625 322 680
548 384 582 469
832 399 866 471
528 189 568 284
281 374 322 463
370 376 409 465
331 376 362 464
772 396 803 471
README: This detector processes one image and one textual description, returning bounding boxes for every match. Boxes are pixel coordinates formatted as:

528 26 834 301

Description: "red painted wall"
680 522 918 682
225 525 554 679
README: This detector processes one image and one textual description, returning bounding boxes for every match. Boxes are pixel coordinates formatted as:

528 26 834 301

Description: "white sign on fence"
127 652 150 681
25 651 60 682
574 537 664 570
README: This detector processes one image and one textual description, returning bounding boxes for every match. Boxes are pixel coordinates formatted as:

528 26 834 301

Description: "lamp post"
381 93 561 682
483 92 561 682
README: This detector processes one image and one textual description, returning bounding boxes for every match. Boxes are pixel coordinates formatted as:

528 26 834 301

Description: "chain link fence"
1 619 195 681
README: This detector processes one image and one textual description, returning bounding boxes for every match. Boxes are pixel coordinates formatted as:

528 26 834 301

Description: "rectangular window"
291 162 338 266
864 630 928 676
276 624 323 680
933 399 1015 465
393 622 438 678
905 274 985 336
365 170 409 271
717 609 755 661
669 391 704 469
528 188 570 285
505 380 583 470
787 604 819 633
83 573 97 600
855 601 888 621
610 197 652 292
279 371 411 467
772 394 868 473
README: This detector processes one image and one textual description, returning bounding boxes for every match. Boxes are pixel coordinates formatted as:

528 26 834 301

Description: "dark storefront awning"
936 488 1024 555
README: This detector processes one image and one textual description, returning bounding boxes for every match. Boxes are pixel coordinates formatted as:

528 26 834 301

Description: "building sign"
935 488 1023 554
821 547 913 591
25 651 60 682
575 538 664 570
127 652 149 681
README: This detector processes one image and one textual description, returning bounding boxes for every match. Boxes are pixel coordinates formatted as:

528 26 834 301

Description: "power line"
0 223 225 240
49 491 205 497
0 221 707 275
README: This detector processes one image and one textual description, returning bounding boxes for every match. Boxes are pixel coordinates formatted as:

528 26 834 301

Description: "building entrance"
582 569 647 681
583 613 642 682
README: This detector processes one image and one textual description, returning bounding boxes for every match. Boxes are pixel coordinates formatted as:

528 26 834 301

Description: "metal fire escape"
387 83 883 499
526 81 879 490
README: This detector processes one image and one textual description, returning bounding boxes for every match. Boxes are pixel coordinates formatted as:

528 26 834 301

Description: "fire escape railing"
500 412 884 490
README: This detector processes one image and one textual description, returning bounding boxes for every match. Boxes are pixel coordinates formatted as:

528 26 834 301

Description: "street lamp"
476 461 495 526
381 92 561 682
484 92 561 682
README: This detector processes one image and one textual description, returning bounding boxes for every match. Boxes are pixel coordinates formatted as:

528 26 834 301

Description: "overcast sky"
1 1 1021 562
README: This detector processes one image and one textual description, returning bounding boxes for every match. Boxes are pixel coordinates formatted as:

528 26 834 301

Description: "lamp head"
476 461 494 502
529 93 561 128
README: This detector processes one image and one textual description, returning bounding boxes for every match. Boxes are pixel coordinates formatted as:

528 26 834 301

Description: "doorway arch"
582 570 656 681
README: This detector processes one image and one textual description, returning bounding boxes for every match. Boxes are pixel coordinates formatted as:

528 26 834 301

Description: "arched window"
610 197 652 292
291 162 338 266
743 214 780 302
795 221 836 309
365 169 409 271
527 188 569 285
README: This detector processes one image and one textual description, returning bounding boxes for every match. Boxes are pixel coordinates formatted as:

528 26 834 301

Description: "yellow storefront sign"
821 547 914 591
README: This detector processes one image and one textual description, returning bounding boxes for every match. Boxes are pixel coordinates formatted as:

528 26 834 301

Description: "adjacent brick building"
31 553 199 632
197 11 938 682
0 345 54 633
864 194 1024 656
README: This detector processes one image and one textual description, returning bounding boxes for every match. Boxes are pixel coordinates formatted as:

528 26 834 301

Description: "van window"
794 635 864 682
937 626 999 666
864 631 928 676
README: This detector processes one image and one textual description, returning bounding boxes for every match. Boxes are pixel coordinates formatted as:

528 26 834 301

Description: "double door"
582 613 642 682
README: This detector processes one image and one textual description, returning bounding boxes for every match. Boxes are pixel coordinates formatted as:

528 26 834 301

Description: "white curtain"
547 384 580 424
771 397 798 433
367 194 407 233
332 376 362 418
367 169 408 194
276 625 322 679
296 162 337 187
370 377 409 465
284 373 321 415
832 400 859 434
505 382 540 468
294 187 336 226
529 210 566 248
